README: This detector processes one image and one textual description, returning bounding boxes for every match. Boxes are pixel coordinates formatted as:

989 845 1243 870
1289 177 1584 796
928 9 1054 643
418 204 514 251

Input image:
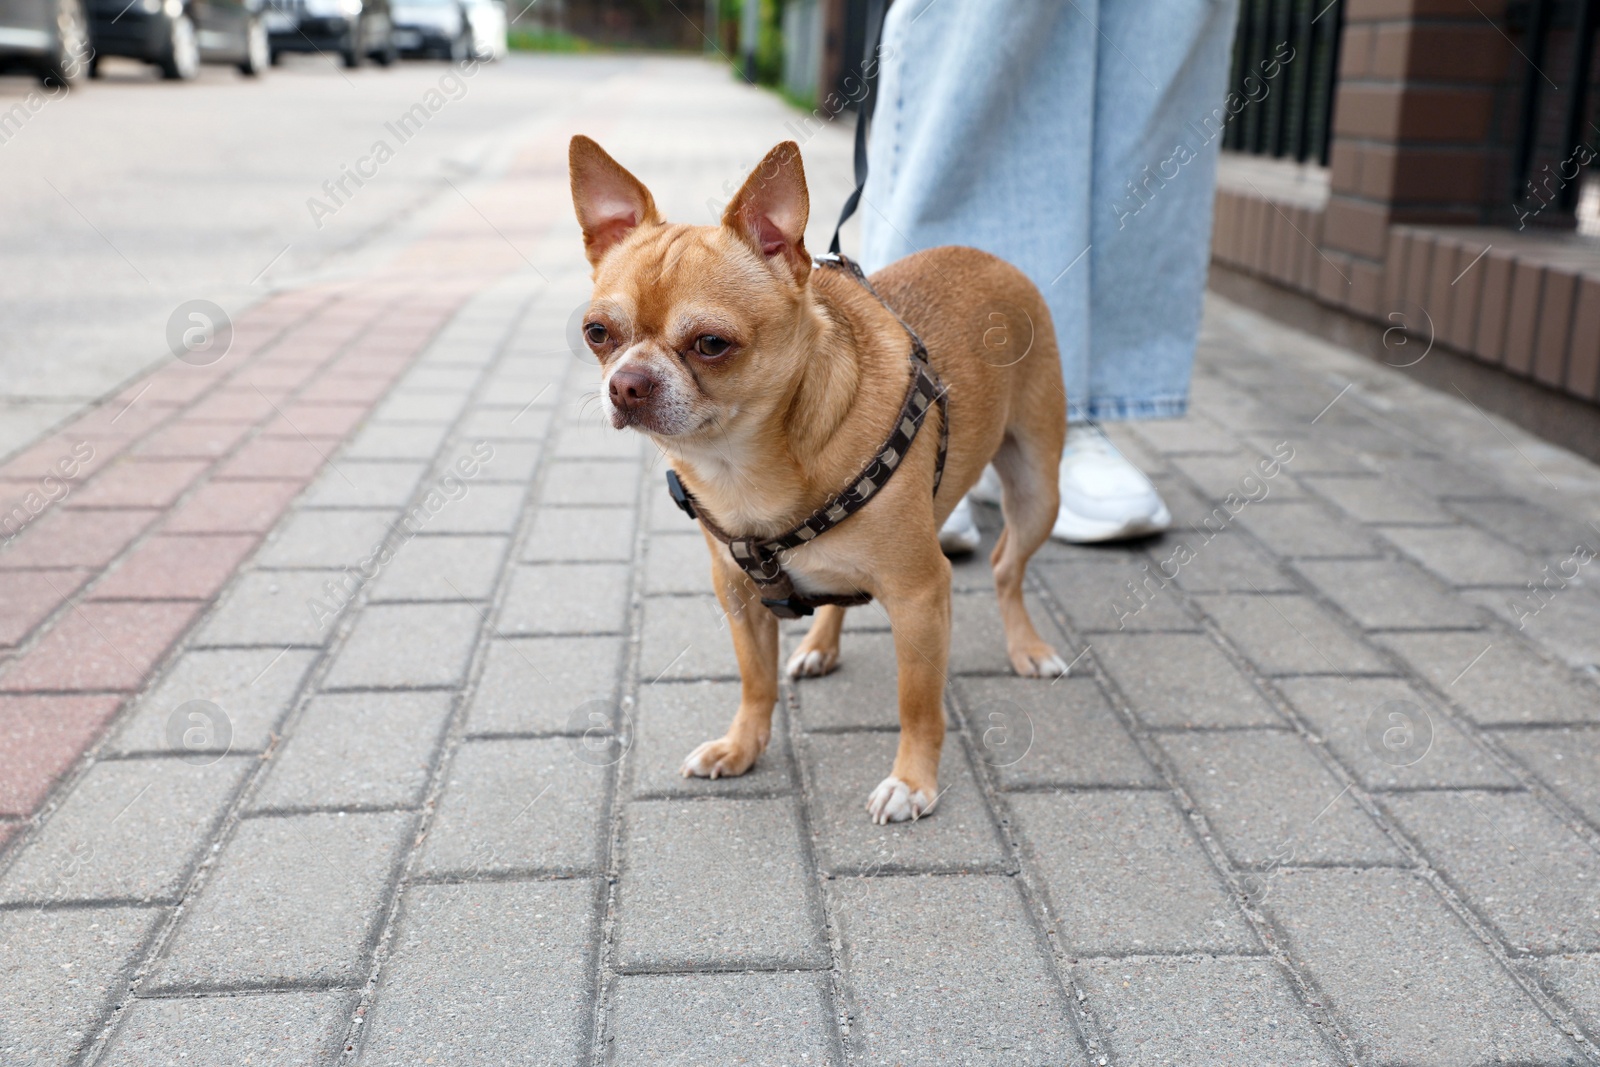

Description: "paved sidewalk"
5 56 1600 1067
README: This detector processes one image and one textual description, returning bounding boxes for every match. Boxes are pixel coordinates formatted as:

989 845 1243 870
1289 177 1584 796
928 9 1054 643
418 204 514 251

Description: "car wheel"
36 0 89 87
238 17 269 75
160 14 200 79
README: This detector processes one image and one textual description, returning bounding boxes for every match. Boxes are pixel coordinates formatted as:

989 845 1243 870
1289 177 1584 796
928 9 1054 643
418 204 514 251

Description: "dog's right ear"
569 135 660 268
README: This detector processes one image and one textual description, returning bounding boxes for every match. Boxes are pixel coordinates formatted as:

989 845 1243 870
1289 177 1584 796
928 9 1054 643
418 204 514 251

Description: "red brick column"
1318 0 1511 315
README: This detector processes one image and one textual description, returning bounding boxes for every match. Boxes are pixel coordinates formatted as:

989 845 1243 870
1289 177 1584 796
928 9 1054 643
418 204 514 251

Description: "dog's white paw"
785 646 838 678
680 736 759 780
865 776 935 824
1012 647 1070 678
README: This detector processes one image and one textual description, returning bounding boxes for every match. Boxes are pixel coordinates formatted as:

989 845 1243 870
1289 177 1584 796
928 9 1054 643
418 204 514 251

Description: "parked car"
263 0 394 68
460 0 500 60
0 0 90 85
389 0 465 60
83 0 268 79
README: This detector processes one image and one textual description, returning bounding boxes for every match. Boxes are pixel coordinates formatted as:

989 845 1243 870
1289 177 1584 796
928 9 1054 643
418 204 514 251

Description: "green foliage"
507 29 596 52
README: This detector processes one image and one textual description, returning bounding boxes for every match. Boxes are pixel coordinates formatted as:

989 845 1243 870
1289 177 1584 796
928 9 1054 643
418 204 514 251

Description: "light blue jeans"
859 0 1241 422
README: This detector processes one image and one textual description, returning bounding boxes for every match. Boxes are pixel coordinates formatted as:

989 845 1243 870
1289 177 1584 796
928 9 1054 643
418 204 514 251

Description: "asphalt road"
0 49 643 458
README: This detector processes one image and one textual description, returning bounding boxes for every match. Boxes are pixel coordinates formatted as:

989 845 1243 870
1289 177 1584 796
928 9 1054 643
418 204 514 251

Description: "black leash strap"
828 0 888 256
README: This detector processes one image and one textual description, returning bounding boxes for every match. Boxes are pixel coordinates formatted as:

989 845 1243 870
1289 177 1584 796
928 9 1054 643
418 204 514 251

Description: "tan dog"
569 136 1068 823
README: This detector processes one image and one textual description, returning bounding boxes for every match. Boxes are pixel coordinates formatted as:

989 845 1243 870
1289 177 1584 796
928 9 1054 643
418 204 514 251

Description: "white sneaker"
938 494 981 555
1051 422 1171 543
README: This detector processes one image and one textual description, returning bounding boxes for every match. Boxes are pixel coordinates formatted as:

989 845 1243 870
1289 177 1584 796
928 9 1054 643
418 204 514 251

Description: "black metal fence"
1225 0 1344 165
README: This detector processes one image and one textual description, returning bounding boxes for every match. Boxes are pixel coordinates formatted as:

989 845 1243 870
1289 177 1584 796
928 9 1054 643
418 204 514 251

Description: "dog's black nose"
609 368 655 410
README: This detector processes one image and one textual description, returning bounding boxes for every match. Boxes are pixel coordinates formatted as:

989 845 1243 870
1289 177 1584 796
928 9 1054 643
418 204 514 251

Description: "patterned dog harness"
665 253 949 620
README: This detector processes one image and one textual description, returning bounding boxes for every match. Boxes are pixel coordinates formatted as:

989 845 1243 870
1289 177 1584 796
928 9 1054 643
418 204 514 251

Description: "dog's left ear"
722 141 810 284
570 135 661 269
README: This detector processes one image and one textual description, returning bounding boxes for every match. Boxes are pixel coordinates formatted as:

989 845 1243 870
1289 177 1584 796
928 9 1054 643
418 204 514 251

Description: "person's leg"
860 0 1096 551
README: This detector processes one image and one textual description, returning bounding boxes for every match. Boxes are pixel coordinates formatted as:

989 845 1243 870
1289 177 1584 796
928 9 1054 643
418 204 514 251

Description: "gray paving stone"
830 875 1088 1067
1382 789 1600 953
500 563 631 635
301 460 426 508
638 594 740 680
644 532 711 595
948 590 1066 675
417 737 609 877
1386 454 1511 500
802 731 1007 874
609 972 839 1066
341 421 451 460
357 880 594 1067
1008 790 1256 954
1469 586 1600 670
1198 594 1391 675
1159 730 1404 866
953 676 1159 789
256 509 398 569
541 459 641 506
471 441 542 485
1075 957 1343 1067
0 757 251 905
1263 868 1580 1065
1528 955 1600 1041
555 416 646 458
630 680 793 798
1381 630 1600 725
1165 530 1301 594
1242 431 1367 475
420 483 526 534
370 391 467 422
1378 524 1536 586
648 478 702 533
368 534 507 601
252 691 454 811
455 407 551 443
1453 496 1600 556
1300 473 1454 523
112 647 318 755
147 811 413 990
793 631 917 732
1294 559 1484 629
192 570 344 648
615 798 826 970
1037 559 1200 633
465 635 625 736
1170 452 1308 501
322 603 482 689
1496 727 1600 827
521 505 636 562
1128 415 1239 455
0 905 163 1067
1092 631 1283 728
1233 499 1382 558
101 990 353 1067
1278 676 1518 790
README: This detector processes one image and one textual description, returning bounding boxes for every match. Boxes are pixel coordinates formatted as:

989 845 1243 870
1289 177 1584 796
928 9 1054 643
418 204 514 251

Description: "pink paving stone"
0 569 93 647
214 436 337 480
163 478 303 534
63 459 210 509
0 600 203 692
241 363 323 390
0 433 122 484
327 355 414 378
112 365 223 407
296 375 397 404
0 694 125 815
133 420 255 460
261 403 368 438
0 508 159 569
0 821 17 850
185 389 282 423
90 534 258 600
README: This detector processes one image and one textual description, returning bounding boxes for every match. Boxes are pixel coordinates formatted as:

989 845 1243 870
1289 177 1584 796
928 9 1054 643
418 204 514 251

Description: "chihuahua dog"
569 136 1068 823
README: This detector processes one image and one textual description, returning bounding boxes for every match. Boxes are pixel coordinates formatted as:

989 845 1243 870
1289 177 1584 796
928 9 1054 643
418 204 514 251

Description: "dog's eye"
694 335 731 358
584 323 609 347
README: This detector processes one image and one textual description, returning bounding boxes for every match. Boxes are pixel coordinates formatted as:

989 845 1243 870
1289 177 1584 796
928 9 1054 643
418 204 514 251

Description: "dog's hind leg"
990 433 1069 677
785 604 845 677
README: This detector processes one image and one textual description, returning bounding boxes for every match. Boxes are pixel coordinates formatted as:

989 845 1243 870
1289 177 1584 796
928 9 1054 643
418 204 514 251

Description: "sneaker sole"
1050 503 1172 545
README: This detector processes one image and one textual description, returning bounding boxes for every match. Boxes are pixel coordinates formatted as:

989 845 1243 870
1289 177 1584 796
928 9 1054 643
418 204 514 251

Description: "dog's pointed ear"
722 141 810 284
570 135 660 268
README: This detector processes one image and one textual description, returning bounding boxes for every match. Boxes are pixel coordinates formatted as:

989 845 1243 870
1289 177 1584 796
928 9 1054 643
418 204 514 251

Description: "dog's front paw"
785 645 838 678
1010 642 1070 679
681 735 762 779
865 776 936 824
